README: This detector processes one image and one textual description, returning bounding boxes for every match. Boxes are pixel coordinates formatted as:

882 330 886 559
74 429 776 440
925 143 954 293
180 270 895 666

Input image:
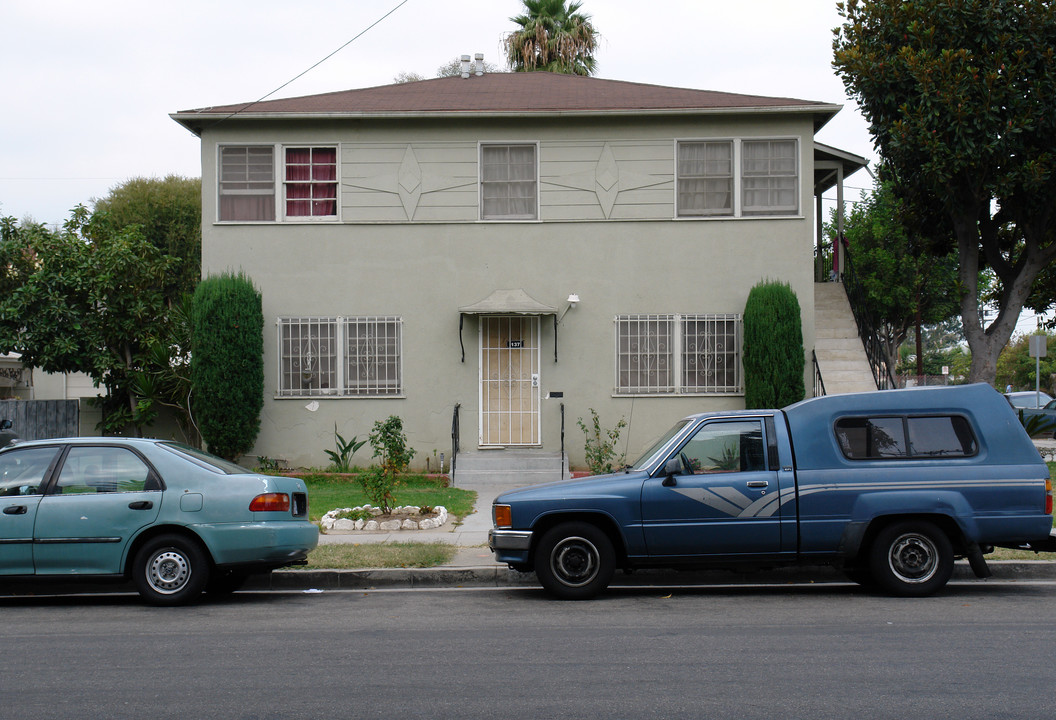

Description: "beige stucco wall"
198 113 819 470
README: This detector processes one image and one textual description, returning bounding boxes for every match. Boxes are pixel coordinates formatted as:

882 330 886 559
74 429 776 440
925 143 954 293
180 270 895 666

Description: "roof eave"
170 103 843 136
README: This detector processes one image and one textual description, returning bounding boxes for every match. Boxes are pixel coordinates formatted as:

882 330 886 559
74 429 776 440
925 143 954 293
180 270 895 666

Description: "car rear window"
835 415 977 460
159 442 253 474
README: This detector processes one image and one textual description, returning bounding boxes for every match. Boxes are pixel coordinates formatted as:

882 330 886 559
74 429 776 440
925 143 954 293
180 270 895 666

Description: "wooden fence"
0 399 80 441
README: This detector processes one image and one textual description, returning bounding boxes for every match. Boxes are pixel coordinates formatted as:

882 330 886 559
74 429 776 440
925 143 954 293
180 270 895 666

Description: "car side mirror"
662 457 682 486
0 419 10 430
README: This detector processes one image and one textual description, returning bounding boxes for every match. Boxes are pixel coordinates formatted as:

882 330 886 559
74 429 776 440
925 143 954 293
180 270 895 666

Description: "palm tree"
503 0 599 76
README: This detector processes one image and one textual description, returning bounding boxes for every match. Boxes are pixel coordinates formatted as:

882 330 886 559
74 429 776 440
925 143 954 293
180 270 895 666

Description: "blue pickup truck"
489 384 1056 599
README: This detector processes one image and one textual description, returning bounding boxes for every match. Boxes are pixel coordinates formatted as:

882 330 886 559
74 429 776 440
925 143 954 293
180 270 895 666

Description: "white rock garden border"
320 505 448 533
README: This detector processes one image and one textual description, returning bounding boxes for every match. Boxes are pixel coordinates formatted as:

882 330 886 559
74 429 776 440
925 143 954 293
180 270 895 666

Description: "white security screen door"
479 316 541 446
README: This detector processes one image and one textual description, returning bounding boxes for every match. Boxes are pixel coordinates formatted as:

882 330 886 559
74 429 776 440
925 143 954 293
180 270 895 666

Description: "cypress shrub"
191 272 264 460
743 280 805 409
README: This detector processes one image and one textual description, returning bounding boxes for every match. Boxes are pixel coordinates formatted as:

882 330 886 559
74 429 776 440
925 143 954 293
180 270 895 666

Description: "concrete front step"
452 449 569 486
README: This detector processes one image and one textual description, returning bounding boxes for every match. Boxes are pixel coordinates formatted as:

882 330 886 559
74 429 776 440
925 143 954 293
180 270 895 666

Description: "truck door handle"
128 501 153 510
3 505 27 515
746 480 769 488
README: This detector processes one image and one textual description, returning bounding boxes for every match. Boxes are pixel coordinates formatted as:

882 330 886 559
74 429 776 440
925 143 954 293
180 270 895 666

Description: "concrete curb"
255 560 1056 592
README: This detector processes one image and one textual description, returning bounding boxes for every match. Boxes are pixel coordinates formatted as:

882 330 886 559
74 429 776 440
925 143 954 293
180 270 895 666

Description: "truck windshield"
629 419 691 470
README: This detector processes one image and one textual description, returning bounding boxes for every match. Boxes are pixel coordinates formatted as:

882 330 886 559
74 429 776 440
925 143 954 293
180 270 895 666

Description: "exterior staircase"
813 282 880 395
451 449 569 486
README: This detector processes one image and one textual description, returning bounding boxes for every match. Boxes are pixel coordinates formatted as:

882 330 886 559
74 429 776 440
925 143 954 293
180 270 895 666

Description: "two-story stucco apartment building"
171 68 866 477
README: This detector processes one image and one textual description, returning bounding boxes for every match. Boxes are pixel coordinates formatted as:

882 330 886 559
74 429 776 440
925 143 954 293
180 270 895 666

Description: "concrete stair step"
453 450 569 486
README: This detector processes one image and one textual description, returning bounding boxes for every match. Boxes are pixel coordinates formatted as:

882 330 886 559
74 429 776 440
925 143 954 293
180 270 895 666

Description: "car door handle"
128 501 153 510
3 505 27 515
746 480 769 488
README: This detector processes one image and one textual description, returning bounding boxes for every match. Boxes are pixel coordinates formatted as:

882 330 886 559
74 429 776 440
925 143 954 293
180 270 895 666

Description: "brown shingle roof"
175 72 837 120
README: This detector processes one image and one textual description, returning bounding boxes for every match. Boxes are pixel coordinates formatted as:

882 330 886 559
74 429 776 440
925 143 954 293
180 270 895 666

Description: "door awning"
458 288 557 315
458 289 560 362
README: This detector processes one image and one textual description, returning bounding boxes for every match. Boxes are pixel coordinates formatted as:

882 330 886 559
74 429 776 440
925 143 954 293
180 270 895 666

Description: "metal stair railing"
840 250 896 390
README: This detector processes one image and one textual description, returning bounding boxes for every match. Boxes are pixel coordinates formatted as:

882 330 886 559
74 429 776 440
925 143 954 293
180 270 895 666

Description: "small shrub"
324 423 366 472
356 415 416 514
577 408 627 475
256 456 282 473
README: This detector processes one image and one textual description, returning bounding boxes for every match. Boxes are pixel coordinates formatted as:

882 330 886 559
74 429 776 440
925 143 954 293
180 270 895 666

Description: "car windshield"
628 419 691 470
160 442 253 474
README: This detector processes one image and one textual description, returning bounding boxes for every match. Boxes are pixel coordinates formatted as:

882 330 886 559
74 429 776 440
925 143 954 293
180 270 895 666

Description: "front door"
0 445 60 575
33 445 162 575
479 316 541 446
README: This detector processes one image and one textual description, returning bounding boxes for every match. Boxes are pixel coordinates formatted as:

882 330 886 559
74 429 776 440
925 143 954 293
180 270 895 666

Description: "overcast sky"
1 0 877 227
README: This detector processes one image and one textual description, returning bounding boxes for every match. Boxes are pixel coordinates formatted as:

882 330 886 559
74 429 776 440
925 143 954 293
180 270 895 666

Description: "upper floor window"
834 415 978 460
742 140 797 215
219 146 275 221
481 144 537 220
284 147 338 219
278 316 402 397
218 145 338 222
676 138 798 218
677 141 733 216
615 314 742 395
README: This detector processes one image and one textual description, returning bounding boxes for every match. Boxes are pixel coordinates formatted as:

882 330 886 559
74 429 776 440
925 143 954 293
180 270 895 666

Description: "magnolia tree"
834 0 1056 384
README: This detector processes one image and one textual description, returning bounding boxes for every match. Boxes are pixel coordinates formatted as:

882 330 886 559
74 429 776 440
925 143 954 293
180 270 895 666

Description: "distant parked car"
1016 398 1056 438
0 437 318 605
0 419 16 448
1005 391 1054 409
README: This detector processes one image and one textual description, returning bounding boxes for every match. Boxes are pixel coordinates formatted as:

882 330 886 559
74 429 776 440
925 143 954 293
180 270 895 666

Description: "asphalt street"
2 579 1055 719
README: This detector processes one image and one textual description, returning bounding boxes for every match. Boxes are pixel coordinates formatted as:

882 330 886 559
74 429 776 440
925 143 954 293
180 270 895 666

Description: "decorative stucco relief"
342 144 475 220
544 142 669 218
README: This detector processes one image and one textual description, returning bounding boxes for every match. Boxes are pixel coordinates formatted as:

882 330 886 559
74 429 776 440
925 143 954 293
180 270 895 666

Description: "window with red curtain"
285 147 338 218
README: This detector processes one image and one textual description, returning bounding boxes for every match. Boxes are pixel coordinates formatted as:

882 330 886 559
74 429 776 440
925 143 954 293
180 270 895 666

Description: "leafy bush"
743 280 804 408
577 408 627 475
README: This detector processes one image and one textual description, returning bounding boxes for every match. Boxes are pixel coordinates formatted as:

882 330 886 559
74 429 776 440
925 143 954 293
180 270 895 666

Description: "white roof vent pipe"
461 55 471 79
474 53 485 76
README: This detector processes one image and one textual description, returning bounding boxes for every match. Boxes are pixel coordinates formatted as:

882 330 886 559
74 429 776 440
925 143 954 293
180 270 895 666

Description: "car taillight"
493 504 512 528
250 493 290 512
1046 478 1053 515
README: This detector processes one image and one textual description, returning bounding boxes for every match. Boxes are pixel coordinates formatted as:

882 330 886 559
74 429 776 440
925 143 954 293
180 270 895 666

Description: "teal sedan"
0 437 318 605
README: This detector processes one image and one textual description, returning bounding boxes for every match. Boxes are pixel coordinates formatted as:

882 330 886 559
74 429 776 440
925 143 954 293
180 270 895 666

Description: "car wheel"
534 522 615 600
133 534 210 606
869 521 953 597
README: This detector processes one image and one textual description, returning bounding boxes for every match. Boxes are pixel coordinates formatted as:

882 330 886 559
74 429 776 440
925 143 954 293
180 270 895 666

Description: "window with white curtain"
219 146 276 221
615 314 742 395
742 139 797 215
676 138 798 217
677 141 733 216
480 143 538 220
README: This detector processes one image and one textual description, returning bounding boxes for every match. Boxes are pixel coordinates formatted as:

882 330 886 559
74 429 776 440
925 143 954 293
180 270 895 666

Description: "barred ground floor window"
615 314 742 395
278 316 402 397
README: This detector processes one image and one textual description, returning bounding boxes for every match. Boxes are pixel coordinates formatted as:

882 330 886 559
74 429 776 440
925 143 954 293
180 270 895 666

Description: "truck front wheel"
869 521 953 597
534 522 615 600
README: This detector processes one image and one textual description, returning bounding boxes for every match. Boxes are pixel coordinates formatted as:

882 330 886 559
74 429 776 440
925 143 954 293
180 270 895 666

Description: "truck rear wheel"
534 522 615 600
869 521 953 597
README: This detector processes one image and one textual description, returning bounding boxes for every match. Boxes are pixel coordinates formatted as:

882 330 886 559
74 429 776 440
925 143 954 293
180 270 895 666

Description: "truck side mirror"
662 457 681 486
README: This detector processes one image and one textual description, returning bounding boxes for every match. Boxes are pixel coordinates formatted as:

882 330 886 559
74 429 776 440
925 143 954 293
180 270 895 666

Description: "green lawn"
302 542 458 569
296 473 476 522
